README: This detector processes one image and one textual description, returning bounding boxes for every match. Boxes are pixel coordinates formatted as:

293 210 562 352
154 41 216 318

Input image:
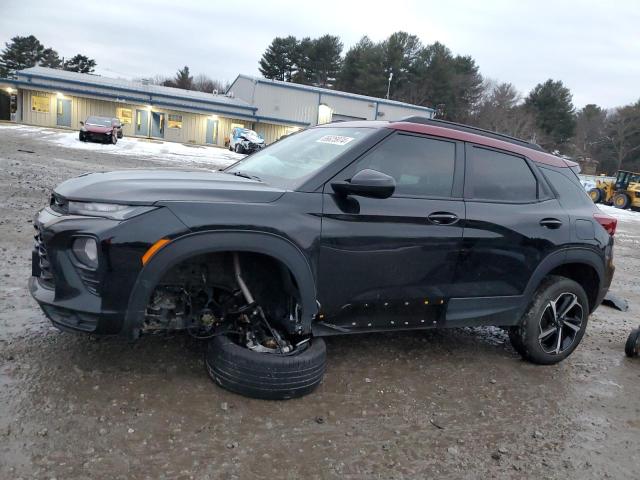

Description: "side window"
469 147 538 202
350 133 456 198
541 167 593 209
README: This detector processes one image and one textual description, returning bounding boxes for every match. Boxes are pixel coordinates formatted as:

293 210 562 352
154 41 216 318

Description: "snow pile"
0 123 244 168
597 205 640 223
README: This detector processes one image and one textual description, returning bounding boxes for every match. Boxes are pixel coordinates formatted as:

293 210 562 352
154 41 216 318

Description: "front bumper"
82 131 111 142
29 276 121 333
29 204 190 336
29 207 125 334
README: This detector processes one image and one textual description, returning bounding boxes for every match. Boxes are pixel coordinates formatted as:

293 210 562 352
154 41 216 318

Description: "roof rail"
397 116 544 152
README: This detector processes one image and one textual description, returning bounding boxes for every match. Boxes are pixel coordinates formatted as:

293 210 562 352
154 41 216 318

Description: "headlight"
67 201 156 220
72 237 98 269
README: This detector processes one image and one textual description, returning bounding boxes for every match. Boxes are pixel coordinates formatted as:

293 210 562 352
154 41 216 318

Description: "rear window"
468 147 538 202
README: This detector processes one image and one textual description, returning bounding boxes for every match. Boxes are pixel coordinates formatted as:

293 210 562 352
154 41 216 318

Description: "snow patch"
0 123 244 168
597 204 640 223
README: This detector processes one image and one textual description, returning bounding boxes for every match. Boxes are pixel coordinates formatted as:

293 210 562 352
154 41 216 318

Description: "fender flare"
522 247 604 310
123 230 318 338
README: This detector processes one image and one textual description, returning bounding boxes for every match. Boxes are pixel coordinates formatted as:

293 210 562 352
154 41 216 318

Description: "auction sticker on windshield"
316 135 355 146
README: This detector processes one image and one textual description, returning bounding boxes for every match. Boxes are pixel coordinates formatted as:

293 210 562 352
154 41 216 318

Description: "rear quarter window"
541 167 594 210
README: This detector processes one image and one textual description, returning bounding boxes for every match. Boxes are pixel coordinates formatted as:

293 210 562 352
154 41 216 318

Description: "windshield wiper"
229 171 262 182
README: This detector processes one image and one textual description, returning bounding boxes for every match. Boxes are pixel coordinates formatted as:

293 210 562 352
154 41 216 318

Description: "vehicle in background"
589 170 640 209
79 116 120 144
111 117 123 139
228 127 265 154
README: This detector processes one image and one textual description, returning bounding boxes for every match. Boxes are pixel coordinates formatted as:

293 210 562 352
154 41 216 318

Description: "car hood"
54 169 286 205
84 125 112 133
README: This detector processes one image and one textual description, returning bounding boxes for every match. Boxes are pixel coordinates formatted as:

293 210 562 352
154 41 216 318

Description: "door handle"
540 218 563 229
428 212 459 225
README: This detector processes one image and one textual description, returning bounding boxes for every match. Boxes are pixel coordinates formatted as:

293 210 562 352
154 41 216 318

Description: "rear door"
318 131 465 331
455 144 570 298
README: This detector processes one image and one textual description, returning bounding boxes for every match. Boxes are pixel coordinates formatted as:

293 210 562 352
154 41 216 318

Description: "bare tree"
604 102 640 171
472 81 537 141
192 74 229 93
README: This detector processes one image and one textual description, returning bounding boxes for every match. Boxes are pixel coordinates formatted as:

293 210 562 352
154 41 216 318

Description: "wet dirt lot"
1 124 639 479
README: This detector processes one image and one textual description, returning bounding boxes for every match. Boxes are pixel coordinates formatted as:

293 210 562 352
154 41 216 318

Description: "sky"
1 0 638 109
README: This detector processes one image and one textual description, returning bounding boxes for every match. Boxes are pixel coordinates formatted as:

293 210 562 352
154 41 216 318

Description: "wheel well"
547 263 600 312
144 251 302 334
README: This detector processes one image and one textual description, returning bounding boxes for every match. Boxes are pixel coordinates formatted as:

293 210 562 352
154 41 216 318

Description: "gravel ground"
1 124 639 479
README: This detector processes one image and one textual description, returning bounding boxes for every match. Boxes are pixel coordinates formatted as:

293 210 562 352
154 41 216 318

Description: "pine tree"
259 36 299 81
336 36 386 96
163 66 193 89
0 35 46 77
307 35 342 88
63 54 97 74
525 79 576 152
39 48 62 69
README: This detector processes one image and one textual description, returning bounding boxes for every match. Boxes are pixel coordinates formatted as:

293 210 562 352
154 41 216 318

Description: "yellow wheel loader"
589 170 640 209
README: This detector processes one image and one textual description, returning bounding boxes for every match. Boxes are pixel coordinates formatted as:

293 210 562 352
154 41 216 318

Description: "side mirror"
79 121 84 126
331 169 395 199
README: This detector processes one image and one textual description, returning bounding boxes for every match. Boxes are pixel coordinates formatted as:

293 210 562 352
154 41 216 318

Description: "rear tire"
625 328 640 358
509 275 589 365
613 193 630 209
235 144 244 154
588 188 602 203
205 335 327 400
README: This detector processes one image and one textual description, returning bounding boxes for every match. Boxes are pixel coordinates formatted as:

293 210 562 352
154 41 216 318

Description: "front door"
56 98 71 127
151 112 165 138
206 118 218 145
318 132 465 332
135 109 149 136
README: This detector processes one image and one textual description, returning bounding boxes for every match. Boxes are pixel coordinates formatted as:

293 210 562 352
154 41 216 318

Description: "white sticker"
316 135 355 146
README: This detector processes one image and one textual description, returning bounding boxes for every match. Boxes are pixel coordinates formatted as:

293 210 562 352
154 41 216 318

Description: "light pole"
386 70 393 99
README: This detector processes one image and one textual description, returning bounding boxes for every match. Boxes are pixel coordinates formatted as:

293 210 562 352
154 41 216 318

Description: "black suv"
30 117 616 399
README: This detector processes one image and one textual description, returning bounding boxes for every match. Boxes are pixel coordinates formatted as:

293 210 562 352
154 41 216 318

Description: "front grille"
33 223 54 288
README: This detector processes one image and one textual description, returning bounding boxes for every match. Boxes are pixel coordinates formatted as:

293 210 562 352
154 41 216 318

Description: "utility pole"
386 70 393 99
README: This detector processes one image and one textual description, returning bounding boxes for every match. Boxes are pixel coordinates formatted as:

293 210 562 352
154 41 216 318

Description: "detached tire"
625 328 640 358
206 335 327 400
509 275 589 365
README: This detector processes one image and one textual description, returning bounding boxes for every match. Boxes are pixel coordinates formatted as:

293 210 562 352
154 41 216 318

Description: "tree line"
259 32 640 174
0 35 97 76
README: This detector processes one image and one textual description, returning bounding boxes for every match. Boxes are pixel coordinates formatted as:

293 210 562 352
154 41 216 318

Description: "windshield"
85 116 113 127
226 127 374 189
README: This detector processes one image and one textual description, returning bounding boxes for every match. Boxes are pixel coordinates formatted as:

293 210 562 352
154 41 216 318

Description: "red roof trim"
388 122 571 168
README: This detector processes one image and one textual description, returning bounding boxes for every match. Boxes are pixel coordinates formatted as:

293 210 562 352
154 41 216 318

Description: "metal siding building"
1 68 434 147
227 75 435 126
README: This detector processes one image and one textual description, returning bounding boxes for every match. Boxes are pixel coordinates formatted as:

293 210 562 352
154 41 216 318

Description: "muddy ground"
1 124 639 479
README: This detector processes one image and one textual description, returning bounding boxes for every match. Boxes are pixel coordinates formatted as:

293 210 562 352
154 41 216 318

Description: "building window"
117 107 132 125
31 93 49 113
167 114 183 129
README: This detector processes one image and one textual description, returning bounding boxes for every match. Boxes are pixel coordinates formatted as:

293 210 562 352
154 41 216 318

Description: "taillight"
594 213 617 236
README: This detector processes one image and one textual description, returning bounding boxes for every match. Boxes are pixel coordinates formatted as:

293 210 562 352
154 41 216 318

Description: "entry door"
206 118 218 144
151 112 165 138
135 109 149 136
56 98 71 127
318 132 465 331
